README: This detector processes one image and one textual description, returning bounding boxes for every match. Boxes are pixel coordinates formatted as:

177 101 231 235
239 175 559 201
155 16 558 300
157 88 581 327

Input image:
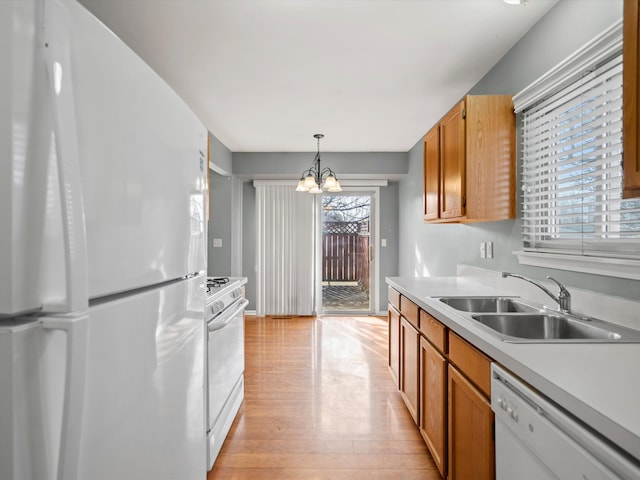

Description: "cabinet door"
448 365 494 480
465 95 516 220
400 317 420 424
388 305 400 388
423 127 440 221
440 100 466 219
624 0 640 198
419 337 447 478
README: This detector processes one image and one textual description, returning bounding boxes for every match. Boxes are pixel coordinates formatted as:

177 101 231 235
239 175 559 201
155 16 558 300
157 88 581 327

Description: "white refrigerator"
1 1 208 479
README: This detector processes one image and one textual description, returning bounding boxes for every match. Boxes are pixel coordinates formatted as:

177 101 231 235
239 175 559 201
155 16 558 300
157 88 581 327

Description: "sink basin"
439 297 538 313
471 313 640 343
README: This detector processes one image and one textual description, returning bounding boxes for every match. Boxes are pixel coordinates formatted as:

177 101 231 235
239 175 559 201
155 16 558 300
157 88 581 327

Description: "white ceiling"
78 0 558 152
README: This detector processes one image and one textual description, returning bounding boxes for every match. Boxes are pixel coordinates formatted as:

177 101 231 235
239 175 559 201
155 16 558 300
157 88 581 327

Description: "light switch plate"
213 238 223 248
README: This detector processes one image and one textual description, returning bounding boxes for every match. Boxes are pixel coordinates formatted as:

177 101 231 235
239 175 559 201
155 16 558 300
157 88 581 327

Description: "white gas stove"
206 277 243 312
204 276 247 470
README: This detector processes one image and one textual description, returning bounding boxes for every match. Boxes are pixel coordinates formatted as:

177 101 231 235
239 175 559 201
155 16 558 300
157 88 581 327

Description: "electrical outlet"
480 242 486 259
487 241 494 259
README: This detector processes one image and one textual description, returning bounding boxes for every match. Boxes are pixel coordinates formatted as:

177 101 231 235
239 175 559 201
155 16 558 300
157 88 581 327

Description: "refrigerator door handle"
43 0 89 313
42 315 89 480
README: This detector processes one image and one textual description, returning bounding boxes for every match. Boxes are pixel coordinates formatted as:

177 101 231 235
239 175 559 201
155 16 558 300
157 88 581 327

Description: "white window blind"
521 52 640 259
254 183 316 316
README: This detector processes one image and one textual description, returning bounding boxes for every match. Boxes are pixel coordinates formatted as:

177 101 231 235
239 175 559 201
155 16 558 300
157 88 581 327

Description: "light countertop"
386 275 640 461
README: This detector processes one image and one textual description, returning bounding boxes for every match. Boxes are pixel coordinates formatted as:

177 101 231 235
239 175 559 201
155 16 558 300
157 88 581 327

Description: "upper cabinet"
423 95 516 223
624 0 640 198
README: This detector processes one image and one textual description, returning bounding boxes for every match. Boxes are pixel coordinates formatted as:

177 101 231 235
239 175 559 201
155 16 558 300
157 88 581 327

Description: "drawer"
388 287 401 311
400 296 419 328
419 311 447 354
448 331 492 398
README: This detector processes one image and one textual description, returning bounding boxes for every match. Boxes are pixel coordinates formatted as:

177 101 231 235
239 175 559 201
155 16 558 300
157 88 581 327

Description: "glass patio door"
319 192 374 314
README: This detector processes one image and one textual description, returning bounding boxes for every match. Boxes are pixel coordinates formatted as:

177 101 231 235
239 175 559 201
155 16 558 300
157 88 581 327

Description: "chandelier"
296 134 342 193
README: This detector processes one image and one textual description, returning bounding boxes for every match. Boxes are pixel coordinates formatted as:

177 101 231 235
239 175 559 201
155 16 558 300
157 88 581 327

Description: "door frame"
315 187 380 315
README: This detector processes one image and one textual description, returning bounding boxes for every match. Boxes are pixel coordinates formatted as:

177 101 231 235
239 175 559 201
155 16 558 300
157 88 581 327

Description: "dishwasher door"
491 364 640 480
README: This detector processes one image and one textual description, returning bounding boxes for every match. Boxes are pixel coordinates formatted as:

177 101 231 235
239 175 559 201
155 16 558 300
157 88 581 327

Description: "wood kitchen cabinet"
423 127 440 221
388 288 401 386
448 332 494 480
387 289 495 479
423 95 516 223
448 365 494 480
419 311 448 477
388 304 400 388
400 316 420 425
624 0 640 198
419 335 447 477
389 289 420 424
439 100 466 220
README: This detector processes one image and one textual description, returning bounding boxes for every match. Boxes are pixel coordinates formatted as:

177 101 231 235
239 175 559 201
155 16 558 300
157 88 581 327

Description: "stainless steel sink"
439 297 538 313
471 313 640 343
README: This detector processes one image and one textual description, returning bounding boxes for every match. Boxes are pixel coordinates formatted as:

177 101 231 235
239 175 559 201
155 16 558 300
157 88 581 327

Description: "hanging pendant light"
296 134 342 194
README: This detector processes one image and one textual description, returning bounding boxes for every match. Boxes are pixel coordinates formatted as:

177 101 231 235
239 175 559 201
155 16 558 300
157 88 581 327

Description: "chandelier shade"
296 134 342 194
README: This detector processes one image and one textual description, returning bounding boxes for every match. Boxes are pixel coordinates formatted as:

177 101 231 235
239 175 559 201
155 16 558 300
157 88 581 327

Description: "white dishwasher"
491 364 640 480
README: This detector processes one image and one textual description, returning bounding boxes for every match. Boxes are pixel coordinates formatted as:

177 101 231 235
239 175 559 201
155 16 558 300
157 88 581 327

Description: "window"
514 21 640 277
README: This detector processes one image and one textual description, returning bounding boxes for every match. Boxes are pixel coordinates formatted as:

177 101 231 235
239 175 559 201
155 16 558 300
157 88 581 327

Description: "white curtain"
255 183 316 316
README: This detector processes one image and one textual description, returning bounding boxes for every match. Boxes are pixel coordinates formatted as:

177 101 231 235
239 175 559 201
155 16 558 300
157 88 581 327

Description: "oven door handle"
208 298 249 332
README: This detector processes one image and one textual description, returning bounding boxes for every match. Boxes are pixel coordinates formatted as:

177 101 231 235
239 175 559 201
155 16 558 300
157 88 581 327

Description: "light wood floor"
207 315 441 480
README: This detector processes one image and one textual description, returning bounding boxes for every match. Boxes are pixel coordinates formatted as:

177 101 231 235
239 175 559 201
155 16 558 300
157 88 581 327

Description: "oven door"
206 298 248 465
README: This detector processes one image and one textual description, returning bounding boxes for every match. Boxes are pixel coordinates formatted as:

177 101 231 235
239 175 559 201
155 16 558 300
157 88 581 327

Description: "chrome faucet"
501 272 571 313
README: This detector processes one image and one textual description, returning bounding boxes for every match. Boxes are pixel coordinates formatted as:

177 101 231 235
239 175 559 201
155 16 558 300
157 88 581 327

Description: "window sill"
514 251 640 281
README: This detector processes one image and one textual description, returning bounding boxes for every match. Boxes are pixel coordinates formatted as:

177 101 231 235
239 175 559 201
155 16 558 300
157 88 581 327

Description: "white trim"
514 250 640 280
513 20 622 113
373 188 380 315
209 161 232 177
253 179 388 188
253 179 297 186
318 187 380 315
314 194 322 315
340 180 388 187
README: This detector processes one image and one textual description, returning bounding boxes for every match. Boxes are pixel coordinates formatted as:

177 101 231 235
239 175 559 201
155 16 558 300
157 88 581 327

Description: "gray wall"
379 181 400 308
398 0 640 300
207 132 241 277
208 137 405 309
207 170 233 276
209 132 232 174
238 177 400 313
233 151 407 179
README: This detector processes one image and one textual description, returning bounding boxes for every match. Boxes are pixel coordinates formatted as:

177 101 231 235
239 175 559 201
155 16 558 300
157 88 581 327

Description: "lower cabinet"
400 317 420 424
447 331 494 480
387 288 495 480
448 365 495 480
419 336 447 477
388 305 401 387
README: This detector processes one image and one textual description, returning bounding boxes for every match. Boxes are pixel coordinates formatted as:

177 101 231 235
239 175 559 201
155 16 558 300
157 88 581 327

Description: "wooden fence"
322 222 369 289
